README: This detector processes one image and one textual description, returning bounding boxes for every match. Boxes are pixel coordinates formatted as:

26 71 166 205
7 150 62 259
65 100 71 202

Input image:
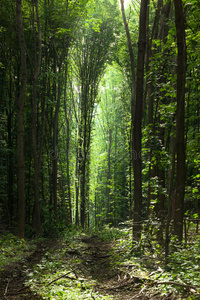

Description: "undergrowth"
25 228 113 299
1 224 200 299
0 233 35 271
108 222 200 299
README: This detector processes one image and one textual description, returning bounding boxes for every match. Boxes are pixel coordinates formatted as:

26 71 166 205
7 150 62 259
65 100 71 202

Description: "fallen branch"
47 271 77 286
106 272 118 279
139 275 199 291
90 288 96 300
4 290 32 296
105 273 200 293
156 280 199 290
4 279 10 296
94 255 112 259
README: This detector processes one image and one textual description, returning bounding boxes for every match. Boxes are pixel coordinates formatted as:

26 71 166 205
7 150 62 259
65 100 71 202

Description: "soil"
0 239 57 300
0 236 173 300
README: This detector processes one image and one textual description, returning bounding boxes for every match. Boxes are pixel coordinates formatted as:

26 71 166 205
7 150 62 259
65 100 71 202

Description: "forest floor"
0 238 57 300
0 233 181 300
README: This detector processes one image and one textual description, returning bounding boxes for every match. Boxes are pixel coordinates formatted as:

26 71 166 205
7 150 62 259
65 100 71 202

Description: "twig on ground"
94 255 112 259
47 271 77 286
4 278 10 296
127 274 199 291
4 290 32 296
131 285 147 299
105 273 200 294
156 280 199 290
90 288 96 300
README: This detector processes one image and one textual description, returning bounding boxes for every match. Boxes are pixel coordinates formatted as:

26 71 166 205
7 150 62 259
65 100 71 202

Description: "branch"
105 274 200 292
4 279 10 296
47 270 78 286
156 280 199 290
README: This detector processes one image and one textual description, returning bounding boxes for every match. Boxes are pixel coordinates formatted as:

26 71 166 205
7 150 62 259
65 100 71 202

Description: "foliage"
25 229 113 299
0 233 35 271
108 226 200 299
1 228 200 299
0 1 200 297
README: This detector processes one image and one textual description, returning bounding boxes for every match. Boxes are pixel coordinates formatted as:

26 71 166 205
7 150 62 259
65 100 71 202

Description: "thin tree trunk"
16 0 27 238
129 131 133 220
173 0 186 241
7 88 14 227
64 68 72 224
52 64 62 215
114 123 118 226
165 135 176 265
106 128 112 224
133 0 148 239
32 0 42 236
75 131 79 226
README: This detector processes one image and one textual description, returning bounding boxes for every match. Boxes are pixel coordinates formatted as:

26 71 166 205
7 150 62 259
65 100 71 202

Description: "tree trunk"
52 63 62 216
80 156 86 228
133 0 148 239
146 0 163 218
120 0 136 225
75 135 79 226
165 134 176 265
173 0 186 241
32 0 42 236
7 91 14 227
64 68 72 224
106 128 112 224
16 0 27 238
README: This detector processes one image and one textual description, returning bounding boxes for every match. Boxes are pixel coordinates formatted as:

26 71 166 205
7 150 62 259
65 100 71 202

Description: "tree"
173 0 186 241
31 0 42 236
132 0 148 239
74 0 119 228
16 0 27 238
90 65 130 228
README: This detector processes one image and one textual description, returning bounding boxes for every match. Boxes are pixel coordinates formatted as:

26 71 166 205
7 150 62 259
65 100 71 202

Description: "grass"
1 225 200 299
0 233 35 271
109 223 200 299
24 233 113 299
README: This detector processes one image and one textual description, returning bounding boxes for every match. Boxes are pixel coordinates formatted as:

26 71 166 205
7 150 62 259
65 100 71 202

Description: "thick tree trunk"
120 0 136 225
64 69 72 224
146 0 163 217
173 0 186 241
32 0 42 236
133 0 148 239
16 0 27 238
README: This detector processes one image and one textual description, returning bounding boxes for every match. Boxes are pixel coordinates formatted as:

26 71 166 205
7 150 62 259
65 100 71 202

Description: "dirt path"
75 235 150 300
0 239 58 299
0 236 164 300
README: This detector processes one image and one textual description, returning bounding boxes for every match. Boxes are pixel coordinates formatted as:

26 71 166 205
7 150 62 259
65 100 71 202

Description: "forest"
0 0 200 299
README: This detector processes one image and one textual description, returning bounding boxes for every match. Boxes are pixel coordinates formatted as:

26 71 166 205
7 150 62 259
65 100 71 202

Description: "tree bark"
7 83 14 227
16 0 27 238
120 0 136 225
133 0 148 239
106 128 112 224
64 68 72 224
173 0 187 241
32 0 42 236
